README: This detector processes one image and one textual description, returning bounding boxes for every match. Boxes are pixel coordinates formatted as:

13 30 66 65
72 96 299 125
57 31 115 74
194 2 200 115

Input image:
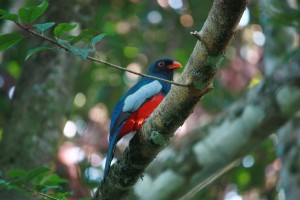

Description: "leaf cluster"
0 167 71 199
0 0 105 60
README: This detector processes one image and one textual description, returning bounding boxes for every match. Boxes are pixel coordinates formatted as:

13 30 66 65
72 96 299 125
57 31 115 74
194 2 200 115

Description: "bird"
103 58 182 181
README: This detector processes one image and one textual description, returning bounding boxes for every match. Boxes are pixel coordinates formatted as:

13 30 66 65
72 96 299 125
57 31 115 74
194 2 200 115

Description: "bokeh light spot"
59 143 85 165
125 63 142 84
84 167 102 182
116 21 131 34
239 7 250 28
8 86 15 99
180 14 194 27
147 11 162 24
88 103 108 124
124 46 139 58
224 190 243 200
90 153 102 167
168 0 183 9
157 0 169 8
242 155 255 168
63 120 77 138
237 170 251 186
253 31 266 46
74 92 86 107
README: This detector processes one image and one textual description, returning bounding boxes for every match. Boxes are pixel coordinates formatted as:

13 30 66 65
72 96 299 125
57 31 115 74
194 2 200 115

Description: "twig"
190 31 202 41
190 31 209 52
178 159 241 200
19 184 61 200
15 22 190 87
1 179 60 200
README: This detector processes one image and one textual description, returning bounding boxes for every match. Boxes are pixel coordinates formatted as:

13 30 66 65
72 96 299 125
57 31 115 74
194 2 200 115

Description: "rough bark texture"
93 0 248 199
128 60 300 200
126 1 300 199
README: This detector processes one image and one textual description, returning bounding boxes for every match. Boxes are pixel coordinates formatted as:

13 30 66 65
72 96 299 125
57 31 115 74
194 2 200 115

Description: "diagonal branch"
14 22 189 87
130 58 300 199
93 0 248 199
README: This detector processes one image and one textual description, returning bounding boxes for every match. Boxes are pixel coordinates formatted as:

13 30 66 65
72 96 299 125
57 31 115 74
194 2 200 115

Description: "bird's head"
148 58 182 80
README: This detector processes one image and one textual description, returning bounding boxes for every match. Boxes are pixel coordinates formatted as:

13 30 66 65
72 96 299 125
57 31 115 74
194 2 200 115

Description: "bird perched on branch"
103 58 182 181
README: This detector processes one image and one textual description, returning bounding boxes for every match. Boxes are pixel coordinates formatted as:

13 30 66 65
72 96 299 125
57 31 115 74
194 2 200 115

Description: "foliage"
1 0 294 199
0 167 70 199
0 1 105 60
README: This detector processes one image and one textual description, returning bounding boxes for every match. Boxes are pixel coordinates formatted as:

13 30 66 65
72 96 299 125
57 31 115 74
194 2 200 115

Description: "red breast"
118 93 164 139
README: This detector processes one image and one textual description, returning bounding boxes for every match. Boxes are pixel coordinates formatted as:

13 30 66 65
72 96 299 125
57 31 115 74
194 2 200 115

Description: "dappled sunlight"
74 92 87 107
1 0 292 199
88 103 109 124
147 11 162 24
63 120 77 138
8 86 15 99
124 62 142 85
168 0 184 10
239 7 250 28
58 142 85 166
180 14 194 27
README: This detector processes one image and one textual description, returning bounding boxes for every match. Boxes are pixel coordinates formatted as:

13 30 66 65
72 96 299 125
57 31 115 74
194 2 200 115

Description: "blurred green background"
0 0 291 199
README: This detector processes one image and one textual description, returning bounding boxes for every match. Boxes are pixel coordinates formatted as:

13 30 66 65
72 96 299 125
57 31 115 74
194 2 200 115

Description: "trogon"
103 58 182 180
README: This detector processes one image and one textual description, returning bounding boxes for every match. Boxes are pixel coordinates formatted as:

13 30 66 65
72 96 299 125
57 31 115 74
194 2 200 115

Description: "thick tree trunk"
0 0 92 198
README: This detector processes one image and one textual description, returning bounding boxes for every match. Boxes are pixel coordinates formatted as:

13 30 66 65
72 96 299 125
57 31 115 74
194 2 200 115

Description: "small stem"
16 22 190 87
19 184 61 200
1 178 60 200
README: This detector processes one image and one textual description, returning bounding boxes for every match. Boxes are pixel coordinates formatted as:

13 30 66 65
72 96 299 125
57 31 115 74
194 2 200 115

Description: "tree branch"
129 58 300 199
93 0 248 199
19 184 60 200
15 23 189 87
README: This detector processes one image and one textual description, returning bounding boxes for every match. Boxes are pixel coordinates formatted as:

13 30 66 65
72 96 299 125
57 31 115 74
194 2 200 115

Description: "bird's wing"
122 80 162 112
103 80 163 180
110 80 162 134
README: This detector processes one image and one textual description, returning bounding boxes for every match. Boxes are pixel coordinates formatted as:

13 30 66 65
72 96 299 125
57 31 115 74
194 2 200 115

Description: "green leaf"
70 29 100 44
35 184 61 193
25 46 52 60
7 61 21 78
23 167 50 184
7 169 27 178
18 0 49 24
33 22 55 32
0 9 18 23
91 33 105 46
6 169 28 184
40 174 68 185
35 184 47 192
58 39 93 59
64 35 77 41
54 23 77 38
42 185 61 193
0 33 23 51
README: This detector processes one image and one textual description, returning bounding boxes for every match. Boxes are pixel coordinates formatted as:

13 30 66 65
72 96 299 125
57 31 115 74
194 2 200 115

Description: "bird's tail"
103 136 118 182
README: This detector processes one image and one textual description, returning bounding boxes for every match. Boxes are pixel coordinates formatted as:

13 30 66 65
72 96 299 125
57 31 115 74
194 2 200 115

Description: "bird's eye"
157 61 165 67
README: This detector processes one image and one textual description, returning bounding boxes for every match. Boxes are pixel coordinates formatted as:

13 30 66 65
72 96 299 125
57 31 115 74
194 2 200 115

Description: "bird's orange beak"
168 61 182 70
